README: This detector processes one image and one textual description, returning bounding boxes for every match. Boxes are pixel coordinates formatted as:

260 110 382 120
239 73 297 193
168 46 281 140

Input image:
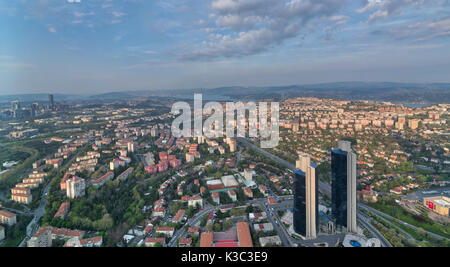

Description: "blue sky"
1 0 450 95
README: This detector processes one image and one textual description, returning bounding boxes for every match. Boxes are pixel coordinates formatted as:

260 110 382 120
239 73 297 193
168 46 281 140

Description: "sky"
0 0 450 95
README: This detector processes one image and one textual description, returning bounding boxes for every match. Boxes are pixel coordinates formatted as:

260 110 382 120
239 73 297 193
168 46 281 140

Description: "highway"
359 203 449 241
237 137 392 247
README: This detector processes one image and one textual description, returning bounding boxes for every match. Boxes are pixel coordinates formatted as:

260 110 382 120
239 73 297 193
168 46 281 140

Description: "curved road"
237 137 392 247
359 203 449 241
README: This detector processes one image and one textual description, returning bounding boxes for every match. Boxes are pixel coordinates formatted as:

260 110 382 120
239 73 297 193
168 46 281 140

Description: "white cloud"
48 26 57 33
182 0 348 60
357 0 447 23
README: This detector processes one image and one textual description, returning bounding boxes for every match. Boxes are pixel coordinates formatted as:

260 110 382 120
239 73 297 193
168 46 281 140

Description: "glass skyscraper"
49 94 54 110
331 141 357 233
293 155 318 239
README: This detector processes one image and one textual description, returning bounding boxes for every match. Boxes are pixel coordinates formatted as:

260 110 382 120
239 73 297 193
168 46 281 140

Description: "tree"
223 219 233 231
213 223 221 232
416 227 425 238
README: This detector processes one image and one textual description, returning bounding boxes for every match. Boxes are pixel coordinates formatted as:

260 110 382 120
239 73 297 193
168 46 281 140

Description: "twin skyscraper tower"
294 140 357 240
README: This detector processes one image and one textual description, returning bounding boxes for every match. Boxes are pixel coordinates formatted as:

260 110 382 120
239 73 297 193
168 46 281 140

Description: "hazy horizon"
1 0 450 95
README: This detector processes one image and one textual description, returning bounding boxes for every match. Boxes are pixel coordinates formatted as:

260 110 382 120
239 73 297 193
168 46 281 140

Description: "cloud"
181 0 348 61
385 16 450 41
112 11 127 18
48 26 57 33
357 0 447 23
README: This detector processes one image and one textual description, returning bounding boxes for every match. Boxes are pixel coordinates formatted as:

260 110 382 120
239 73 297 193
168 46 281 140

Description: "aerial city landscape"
0 0 449 249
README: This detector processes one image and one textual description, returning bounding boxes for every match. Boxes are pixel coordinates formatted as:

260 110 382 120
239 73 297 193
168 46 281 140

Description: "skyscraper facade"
331 141 357 233
294 154 318 239
11 100 20 118
48 94 54 110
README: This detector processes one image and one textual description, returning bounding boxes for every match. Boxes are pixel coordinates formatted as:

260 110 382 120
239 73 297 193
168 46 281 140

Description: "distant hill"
0 93 84 104
199 82 450 103
2 82 450 104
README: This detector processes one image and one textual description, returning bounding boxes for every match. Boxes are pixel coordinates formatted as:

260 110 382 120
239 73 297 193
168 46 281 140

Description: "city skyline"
1 0 450 94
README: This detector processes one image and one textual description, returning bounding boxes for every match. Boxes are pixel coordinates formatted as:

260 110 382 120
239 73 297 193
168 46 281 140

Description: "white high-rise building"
306 163 317 239
66 177 86 199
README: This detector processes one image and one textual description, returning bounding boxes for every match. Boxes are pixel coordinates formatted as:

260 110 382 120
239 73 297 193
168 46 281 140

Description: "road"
18 180 52 247
237 138 296 171
359 203 449 241
237 137 392 247
18 149 82 247
168 204 215 247
238 138 333 197
249 199 294 247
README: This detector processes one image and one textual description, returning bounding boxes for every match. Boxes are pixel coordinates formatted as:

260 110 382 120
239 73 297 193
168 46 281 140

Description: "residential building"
236 222 253 247
54 202 70 219
66 176 86 199
0 210 17 226
27 227 52 247
0 225 4 241
155 227 174 237
145 237 166 247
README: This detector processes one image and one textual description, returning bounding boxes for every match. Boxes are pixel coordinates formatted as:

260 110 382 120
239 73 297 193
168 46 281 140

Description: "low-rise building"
244 187 253 198
237 222 253 247
79 236 103 247
212 192 220 205
200 232 213 247
93 171 114 188
11 193 32 204
228 189 237 202
145 237 166 247
253 223 274 232
424 196 450 217
188 195 203 208
155 227 174 237
259 236 282 247
0 225 4 241
179 237 192 247
28 227 52 247
0 210 17 226
54 202 70 219
117 167 134 181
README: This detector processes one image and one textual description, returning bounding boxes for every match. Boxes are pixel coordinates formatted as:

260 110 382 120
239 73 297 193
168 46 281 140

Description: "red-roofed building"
212 192 220 204
169 158 182 168
228 189 237 202
187 227 200 236
0 210 17 226
155 227 174 237
159 151 168 161
237 222 253 247
54 202 70 219
200 232 213 247
179 237 192 247
60 173 72 191
145 237 166 247
145 164 158 174
143 224 154 236
172 209 186 223
93 171 114 188
117 167 134 181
